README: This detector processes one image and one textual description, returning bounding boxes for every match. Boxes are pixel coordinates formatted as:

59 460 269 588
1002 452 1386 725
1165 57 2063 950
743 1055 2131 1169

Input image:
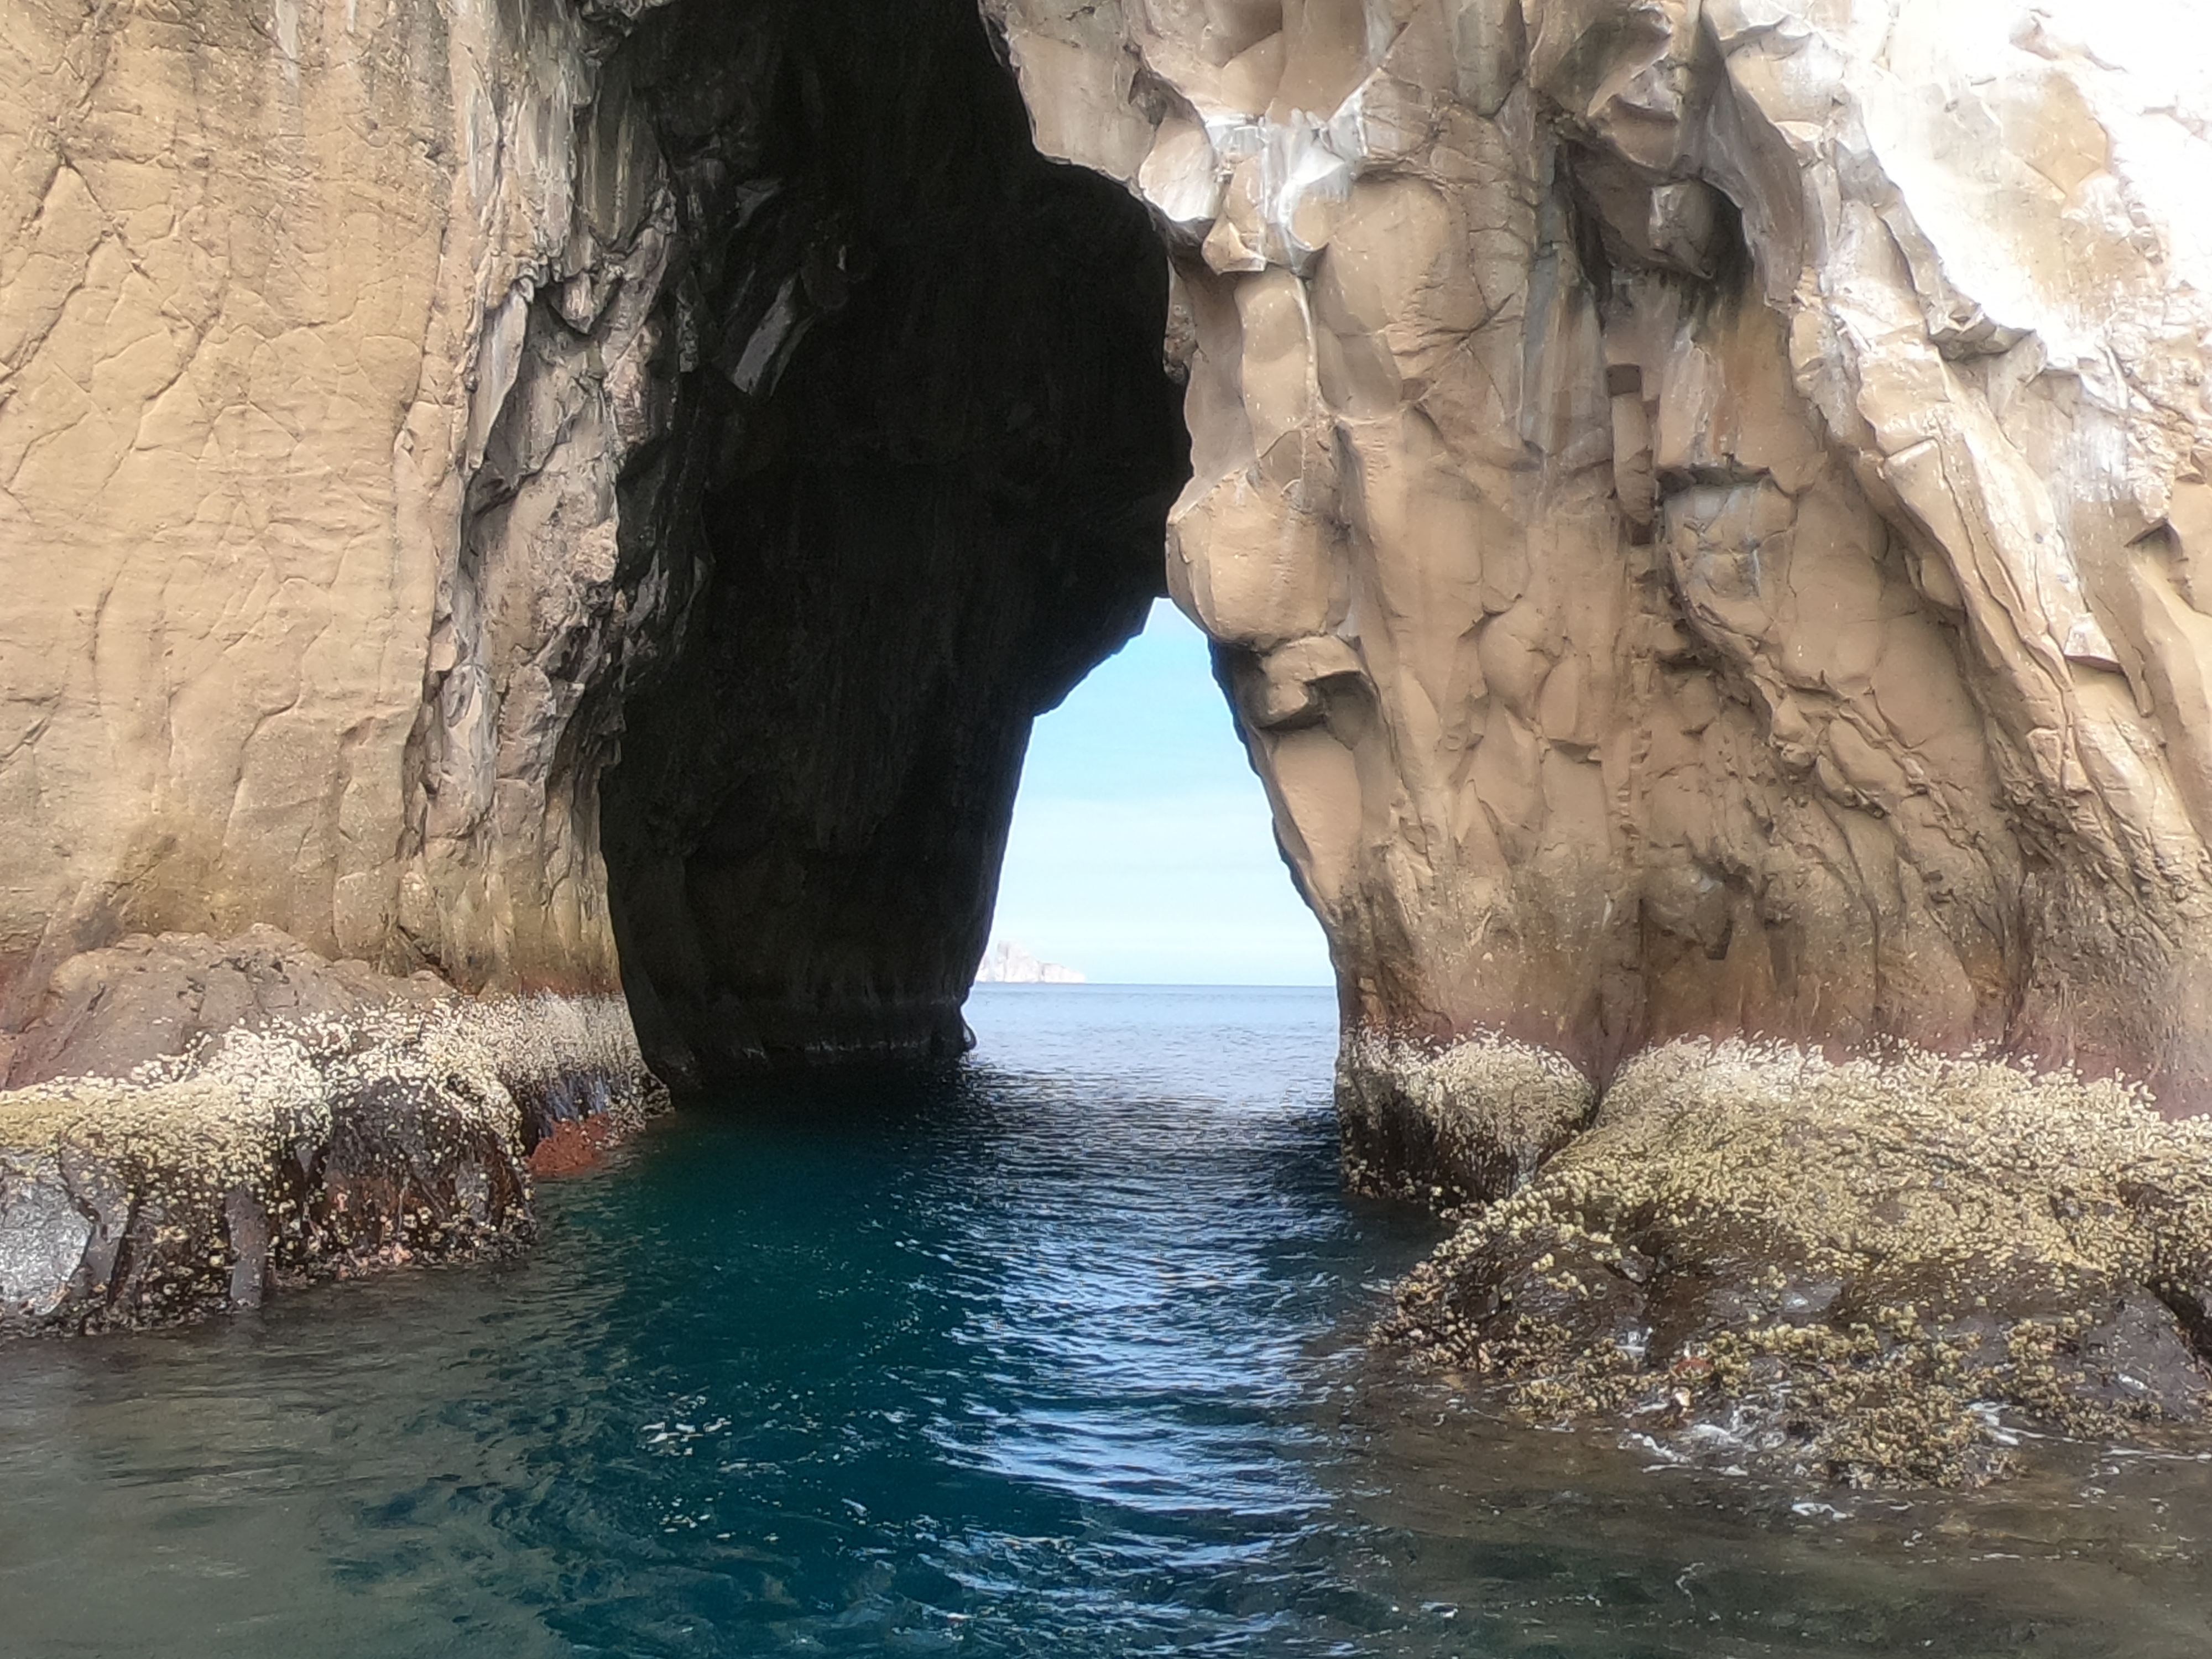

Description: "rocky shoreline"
13 938 2212 1494
0 931 661 1334
1364 1036 2212 1486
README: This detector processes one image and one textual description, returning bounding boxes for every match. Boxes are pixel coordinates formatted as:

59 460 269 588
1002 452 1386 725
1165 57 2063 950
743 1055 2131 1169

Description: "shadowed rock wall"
596 0 1188 1082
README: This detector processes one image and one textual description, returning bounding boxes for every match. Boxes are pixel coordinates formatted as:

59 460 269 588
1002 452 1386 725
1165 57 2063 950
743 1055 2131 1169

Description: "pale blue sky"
987 599 1334 986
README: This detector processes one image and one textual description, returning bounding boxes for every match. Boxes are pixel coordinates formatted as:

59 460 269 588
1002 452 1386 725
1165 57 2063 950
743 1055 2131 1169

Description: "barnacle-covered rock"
1337 1029 1595 1205
1388 1041 2212 1485
0 953 660 1333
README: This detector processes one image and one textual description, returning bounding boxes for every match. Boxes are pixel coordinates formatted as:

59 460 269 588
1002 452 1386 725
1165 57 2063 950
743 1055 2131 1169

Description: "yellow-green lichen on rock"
0 988 662 1332
1387 1040 2212 1486
1338 1029 1598 1206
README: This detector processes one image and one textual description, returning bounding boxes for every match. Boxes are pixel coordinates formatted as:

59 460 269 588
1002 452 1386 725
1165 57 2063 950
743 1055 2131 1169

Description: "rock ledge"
0 953 660 1333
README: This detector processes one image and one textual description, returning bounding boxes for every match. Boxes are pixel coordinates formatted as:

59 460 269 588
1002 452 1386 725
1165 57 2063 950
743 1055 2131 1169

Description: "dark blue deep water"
6 987 2212 1657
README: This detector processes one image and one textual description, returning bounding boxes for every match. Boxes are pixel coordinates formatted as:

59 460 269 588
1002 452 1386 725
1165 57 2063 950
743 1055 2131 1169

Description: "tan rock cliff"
989 0 2212 1152
0 0 645 1003
0 2 686 1328
0 0 1186 1324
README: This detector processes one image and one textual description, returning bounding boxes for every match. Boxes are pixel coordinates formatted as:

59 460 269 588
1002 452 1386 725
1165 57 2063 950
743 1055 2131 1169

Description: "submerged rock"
1386 1041 2212 1485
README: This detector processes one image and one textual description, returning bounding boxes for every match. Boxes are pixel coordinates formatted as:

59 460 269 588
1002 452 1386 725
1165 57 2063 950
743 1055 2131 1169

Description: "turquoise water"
4 987 2212 1656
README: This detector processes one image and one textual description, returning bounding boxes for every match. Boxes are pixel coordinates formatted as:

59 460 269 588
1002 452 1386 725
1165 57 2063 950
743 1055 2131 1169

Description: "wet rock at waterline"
1336 1030 1595 1207
1387 1041 2212 1486
0 931 659 1333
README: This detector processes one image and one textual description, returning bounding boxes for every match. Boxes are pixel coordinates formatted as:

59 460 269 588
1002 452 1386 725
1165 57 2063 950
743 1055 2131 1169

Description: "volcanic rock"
989 0 2212 1141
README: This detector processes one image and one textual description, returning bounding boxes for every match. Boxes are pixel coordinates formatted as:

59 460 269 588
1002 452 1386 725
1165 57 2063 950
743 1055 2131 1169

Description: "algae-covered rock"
0 992 661 1333
1338 1030 1597 1206
1387 1040 2212 1486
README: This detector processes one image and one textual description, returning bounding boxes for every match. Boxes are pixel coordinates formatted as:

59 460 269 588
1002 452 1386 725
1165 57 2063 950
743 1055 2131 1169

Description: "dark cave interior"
592 0 1192 1086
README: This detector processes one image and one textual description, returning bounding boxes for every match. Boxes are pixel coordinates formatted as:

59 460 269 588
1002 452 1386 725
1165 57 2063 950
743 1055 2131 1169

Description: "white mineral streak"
989 0 2212 1150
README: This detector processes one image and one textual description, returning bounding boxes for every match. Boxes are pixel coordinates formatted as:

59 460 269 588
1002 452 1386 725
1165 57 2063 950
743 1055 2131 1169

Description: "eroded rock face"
988 0 2212 1140
0 0 658 1323
0 0 1184 1321
0 0 663 1008
9 0 2212 1395
990 0 2212 1477
0 0 1185 1083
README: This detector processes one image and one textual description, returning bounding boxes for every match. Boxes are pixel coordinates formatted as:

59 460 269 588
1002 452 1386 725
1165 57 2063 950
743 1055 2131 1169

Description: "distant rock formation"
974 942 1088 985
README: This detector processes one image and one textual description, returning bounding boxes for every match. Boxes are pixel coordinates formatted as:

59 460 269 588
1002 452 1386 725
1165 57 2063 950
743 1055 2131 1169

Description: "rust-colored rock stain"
528 1116 623 1177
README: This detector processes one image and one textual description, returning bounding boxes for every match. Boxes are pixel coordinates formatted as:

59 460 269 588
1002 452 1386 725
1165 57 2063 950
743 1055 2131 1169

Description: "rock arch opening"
984 596 1334 990
534 0 1193 1084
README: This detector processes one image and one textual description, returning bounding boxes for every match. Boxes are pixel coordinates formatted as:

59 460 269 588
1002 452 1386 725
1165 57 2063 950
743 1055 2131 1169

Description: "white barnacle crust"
1337 1027 1597 1204
1388 1037 2212 1486
0 992 661 1332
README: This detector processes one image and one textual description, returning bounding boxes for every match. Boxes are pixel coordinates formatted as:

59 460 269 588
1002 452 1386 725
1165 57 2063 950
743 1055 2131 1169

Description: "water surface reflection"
1 987 2209 1656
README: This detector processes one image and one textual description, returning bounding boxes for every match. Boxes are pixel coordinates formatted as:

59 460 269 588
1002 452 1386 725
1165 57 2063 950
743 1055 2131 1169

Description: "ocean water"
3 985 2211 1657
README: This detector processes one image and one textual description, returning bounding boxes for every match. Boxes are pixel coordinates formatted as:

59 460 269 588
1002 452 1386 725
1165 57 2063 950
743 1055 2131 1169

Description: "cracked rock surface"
993 0 2212 1123
0 0 1183 1079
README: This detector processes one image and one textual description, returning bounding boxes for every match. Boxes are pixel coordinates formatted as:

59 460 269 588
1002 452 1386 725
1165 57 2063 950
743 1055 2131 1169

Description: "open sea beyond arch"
3 985 2210 1656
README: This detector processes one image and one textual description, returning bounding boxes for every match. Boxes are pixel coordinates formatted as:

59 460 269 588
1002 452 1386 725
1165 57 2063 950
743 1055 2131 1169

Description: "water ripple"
6 987 2212 1656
